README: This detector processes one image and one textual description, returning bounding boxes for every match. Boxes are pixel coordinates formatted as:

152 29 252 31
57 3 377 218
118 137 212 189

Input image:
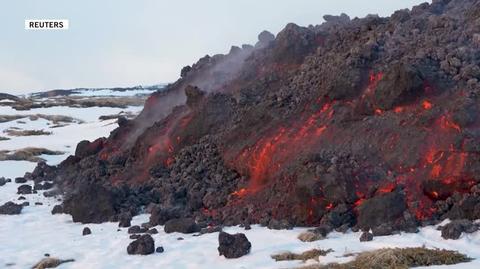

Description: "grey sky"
0 0 428 94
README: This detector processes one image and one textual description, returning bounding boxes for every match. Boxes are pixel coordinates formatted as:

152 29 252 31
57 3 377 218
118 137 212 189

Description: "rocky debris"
130 234 141 240
51 205 63 215
0 201 23 215
0 177 7 186
256 30 275 48
156 246 164 253
18 196 26 200
22 202 30 206
17 184 32 195
34 182 54 191
146 228 158 234
267 219 293 230
218 232 251 259
82 227 91 236
127 234 155 255
25 0 480 236
298 231 324 242
35 202 43 206
14 177 27 184
164 218 200 234
62 183 116 223
439 219 479 240
75 139 105 158
360 232 374 242
118 212 132 228
32 257 74 269
128 225 148 234
200 226 223 235
357 191 407 232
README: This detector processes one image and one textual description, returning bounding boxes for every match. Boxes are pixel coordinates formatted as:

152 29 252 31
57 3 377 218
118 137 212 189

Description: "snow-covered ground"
0 91 479 269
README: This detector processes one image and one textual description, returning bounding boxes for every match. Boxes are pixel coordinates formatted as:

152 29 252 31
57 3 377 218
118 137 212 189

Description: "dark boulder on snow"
128 225 147 234
0 201 23 215
118 212 132 228
156 246 164 253
439 219 479 240
360 232 374 242
17 184 32 195
82 227 92 236
51 205 63 215
14 177 27 184
62 183 116 223
0 177 7 186
127 234 155 255
164 218 200 234
218 232 251 259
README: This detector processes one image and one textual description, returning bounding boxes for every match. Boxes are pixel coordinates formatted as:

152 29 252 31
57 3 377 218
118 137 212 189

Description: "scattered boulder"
15 177 27 184
156 246 164 253
51 205 63 215
82 227 92 236
130 234 141 240
0 177 6 186
127 234 155 255
118 212 132 228
164 218 200 234
147 228 158 234
17 184 32 195
360 232 374 242
439 219 479 240
128 225 148 234
62 183 116 223
0 201 23 215
218 232 251 259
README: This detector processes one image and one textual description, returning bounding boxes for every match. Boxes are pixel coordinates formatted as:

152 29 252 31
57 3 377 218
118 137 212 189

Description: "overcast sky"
0 0 429 94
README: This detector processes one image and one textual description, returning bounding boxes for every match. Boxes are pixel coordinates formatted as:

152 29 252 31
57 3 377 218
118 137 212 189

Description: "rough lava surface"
28 0 480 236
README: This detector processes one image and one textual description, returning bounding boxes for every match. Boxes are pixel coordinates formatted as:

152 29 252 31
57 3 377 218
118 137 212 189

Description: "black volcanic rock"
0 177 7 186
357 191 406 230
218 232 251 259
360 232 373 242
14 177 27 184
0 201 23 215
82 227 92 236
25 0 480 234
75 139 105 158
127 234 155 255
51 205 63 215
62 183 116 223
164 218 200 234
439 219 479 240
118 212 132 228
17 184 32 195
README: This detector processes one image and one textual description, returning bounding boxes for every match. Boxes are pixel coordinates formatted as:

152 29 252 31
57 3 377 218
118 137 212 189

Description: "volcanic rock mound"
28 0 480 235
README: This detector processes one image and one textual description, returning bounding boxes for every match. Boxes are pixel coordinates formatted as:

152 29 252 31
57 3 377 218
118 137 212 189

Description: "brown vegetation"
295 247 471 269
0 147 64 162
272 249 333 262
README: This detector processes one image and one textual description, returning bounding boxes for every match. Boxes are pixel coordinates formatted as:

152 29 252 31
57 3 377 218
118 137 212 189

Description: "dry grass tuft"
295 247 472 269
272 249 333 262
0 147 64 162
298 231 324 242
4 129 52 137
